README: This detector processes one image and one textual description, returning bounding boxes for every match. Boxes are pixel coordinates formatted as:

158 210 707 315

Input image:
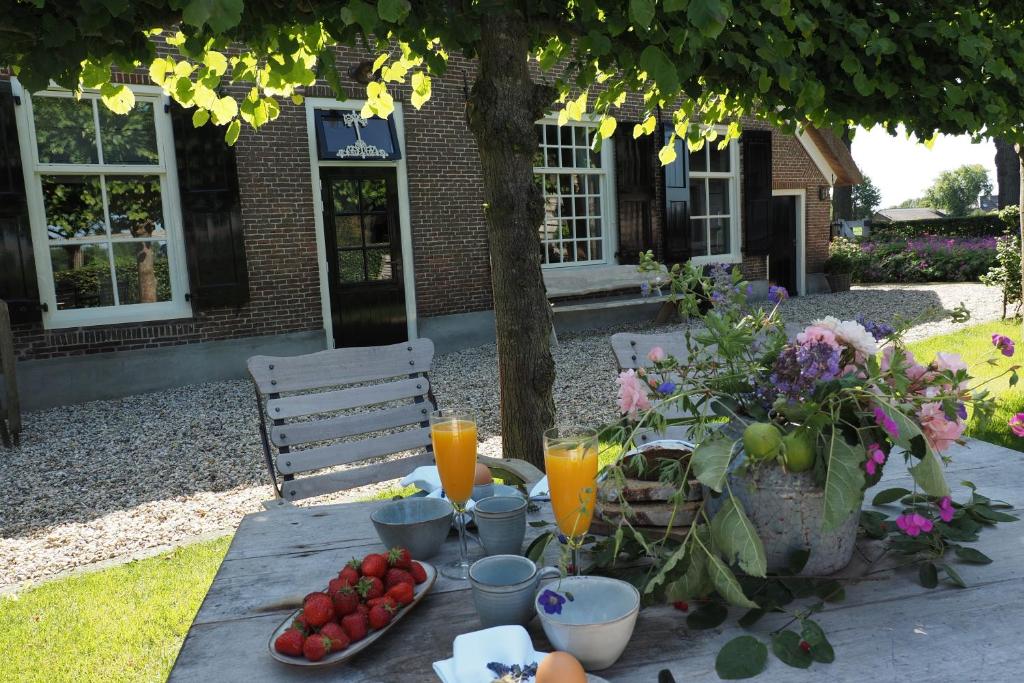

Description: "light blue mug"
473 495 527 556
469 555 560 627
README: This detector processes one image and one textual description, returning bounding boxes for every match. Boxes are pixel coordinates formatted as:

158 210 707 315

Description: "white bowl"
534 576 640 670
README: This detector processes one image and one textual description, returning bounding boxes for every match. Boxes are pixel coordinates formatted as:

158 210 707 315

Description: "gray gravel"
0 283 1003 589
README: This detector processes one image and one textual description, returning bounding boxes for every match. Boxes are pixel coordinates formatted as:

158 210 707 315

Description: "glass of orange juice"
544 425 599 576
430 409 479 580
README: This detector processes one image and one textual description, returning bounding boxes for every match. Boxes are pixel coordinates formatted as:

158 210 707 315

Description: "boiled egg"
536 651 587 683
474 462 493 485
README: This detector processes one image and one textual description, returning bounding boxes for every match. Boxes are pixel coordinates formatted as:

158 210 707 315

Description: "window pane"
546 146 559 167
335 216 361 247
690 218 708 256
338 250 364 283
574 218 587 239
688 145 706 173
590 240 603 260
107 176 165 238
709 142 730 172
574 148 590 167
34 97 98 164
707 179 730 215
361 179 388 212
100 102 158 164
587 196 602 217
42 176 106 240
364 215 390 246
690 178 707 217
573 126 586 146
366 247 393 281
51 243 112 309
112 241 171 304
560 147 573 167
710 218 730 255
332 180 359 214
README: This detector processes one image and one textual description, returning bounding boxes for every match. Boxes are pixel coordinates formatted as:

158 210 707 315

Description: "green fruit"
774 397 816 423
743 422 783 462
781 429 817 472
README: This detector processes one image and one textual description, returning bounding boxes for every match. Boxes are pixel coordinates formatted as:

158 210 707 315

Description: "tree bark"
831 125 854 220
996 137 1020 208
466 10 557 469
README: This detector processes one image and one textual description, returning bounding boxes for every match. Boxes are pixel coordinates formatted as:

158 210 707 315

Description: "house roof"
799 126 864 187
872 207 946 222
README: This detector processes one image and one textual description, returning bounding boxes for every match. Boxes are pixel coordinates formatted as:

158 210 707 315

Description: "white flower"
811 316 878 357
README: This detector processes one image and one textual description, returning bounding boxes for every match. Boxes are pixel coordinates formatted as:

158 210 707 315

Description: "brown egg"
536 651 587 683
474 462 493 485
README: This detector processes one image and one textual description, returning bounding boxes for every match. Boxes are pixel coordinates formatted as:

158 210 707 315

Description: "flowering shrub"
979 234 1022 317
851 236 997 283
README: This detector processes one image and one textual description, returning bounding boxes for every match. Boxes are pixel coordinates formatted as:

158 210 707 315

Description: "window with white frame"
533 122 612 266
16 87 189 326
688 139 740 259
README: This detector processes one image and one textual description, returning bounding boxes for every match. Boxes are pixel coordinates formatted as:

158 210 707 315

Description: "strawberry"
386 547 412 570
331 584 360 616
291 613 311 635
384 568 414 590
409 561 428 584
327 576 348 595
357 575 384 600
339 559 361 586
387 582 414 607
302 592 335 628
341 612 368 642
356 603 369 617
274 628 305 657
303 633 333 662
368 602 396 630
360 553 388 578
319 622 350 652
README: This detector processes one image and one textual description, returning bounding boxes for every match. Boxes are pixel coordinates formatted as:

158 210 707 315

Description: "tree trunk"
996 137 1020 208
466 10 557 469
831 125 854 220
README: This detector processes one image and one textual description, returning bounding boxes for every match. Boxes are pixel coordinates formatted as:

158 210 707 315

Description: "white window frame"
533 118 617 268
11 80 192 329
687 130 742 266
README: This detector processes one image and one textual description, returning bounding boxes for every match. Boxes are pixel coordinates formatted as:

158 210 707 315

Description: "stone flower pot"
826 272 852 293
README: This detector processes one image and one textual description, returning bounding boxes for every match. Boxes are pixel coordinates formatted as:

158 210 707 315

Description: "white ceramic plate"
267 561 437 667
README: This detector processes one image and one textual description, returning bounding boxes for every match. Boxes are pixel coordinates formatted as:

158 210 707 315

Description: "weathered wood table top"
170 438 1024 682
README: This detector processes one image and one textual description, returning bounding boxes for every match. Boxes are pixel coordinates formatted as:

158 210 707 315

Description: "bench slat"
281 452 435 501
266 378 430 420
271 403 431 448
276 426 433 475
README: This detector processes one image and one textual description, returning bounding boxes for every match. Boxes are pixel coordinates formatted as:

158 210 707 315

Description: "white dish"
267 561 437 667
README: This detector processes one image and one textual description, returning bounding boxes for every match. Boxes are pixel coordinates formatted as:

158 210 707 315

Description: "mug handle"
536 566 561 582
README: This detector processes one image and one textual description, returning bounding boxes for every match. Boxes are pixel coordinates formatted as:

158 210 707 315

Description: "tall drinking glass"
544 425 599 576
430 409 479 580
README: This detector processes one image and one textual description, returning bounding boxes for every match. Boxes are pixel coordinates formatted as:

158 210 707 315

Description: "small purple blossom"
938 496 955 523
768 285 789 304
538 589 567 615
1010 413 1024 437
640 282 651 298
895 513 934 537
865 442 887 476
956 403 968 420
992 333 1015 358
768 340 840 401
873 406 900 440
855 315 895 341
657 381 677 394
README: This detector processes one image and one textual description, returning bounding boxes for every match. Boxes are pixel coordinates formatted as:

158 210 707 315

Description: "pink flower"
938 496 955 523
992 334 1015 358
865 442 887 476
895 513 934 537
880 347 929 383
647 346 666 363
616 369 652 418
918 402 966 453
934 352 967 373
796 325 841 351
1009 413 1024 437
872 406 900 440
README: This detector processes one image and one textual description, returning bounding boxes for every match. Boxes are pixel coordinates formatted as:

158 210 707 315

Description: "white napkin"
528 476 550 500
401 465 442 493
433 625 546 683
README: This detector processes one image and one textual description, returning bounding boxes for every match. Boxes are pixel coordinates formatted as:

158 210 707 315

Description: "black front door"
769 195 798 295
321 168 406 347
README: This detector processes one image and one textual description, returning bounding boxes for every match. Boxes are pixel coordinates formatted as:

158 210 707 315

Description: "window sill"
42 302 194 330
543 264 653 298
689 254 743 266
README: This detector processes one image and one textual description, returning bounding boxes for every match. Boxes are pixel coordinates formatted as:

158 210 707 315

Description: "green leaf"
800 619 835 663
872 487 912 505
787 549 810 575
666 546 710 601
940 562 968 588
378 0 411 22
771 630 812 668
737 608 765 628
852 72 874 96
686 601 728 629
692 430 734 492
971 505 1018 523
630 0 656 27
909 452 950 498
181 0 244 33
525 531 554 563
954 547 992 564
203 51 227 77
918 562 938 588
99 83 134 114
192 108 210 127
210 95 238 125
715 636 768 680
224 118 240 146
821 430 866 531
859 510 888 539
711 494 767 577
688 0 732 39
598 115 617 139
639 45 680 94
707 552 759 609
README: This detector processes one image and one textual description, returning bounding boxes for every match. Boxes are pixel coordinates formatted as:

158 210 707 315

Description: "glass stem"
571 545 581 576
457 506 469 566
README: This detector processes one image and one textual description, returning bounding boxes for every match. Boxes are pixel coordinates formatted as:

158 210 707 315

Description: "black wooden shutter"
743 130 773 256
662 127 691 264
170 104 249 309
614 124 655 264
0 81 42 324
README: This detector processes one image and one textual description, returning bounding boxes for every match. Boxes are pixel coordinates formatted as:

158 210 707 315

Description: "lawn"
906 319 1024 452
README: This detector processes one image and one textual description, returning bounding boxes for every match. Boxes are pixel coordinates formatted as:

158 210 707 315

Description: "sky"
851 125 997 208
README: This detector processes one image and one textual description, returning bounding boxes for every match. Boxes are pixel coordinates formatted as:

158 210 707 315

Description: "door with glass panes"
320 168 405 347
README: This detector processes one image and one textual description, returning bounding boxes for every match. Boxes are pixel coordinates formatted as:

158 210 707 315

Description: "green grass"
906 319 1024 452
0 537 231 683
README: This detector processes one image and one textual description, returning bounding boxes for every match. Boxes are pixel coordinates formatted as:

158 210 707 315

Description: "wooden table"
171 438 1024 681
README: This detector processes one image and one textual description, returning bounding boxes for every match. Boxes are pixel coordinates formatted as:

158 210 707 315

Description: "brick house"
0 51 860 409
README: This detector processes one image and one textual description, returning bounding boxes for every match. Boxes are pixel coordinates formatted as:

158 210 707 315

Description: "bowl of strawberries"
269 546 435 666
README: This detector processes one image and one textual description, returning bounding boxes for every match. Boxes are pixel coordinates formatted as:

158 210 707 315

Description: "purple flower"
865 442 887 476
855 315 894 341
956 403 968 420
768 285 789 304
938 496 955 523
895 513 934 537
640 282 650 298
1010 413 1024 437
873 406 900 440
538 589 567 615
657 381 677 394
767 340 840 401
992 333 1015 358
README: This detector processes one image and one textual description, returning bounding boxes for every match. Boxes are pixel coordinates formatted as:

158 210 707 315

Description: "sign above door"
314 109 401 161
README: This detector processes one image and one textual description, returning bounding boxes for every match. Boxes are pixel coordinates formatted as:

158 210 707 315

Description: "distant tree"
923 164 994 217
894 197 927 209
850 175 882 219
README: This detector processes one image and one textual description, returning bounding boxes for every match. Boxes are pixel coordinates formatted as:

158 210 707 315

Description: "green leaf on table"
970 505 1018 523
859 510 888 539
821 430 866 531
528 520 552 528
686 601 728 629
787 548 810 575
954 547 992 564
666 546 711 602
872 487 912 505
940 562 968 588
715 636 768 679
707 552 759 609
918 562 938 589
800 619 835 663
909 451 950 498
813 579 845 602
771 630 812 668
737 608 765 628
524 531 554 563
711 494 767 577
692 431 735 493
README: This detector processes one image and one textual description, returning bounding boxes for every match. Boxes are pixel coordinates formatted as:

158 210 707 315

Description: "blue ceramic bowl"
371 497 454 560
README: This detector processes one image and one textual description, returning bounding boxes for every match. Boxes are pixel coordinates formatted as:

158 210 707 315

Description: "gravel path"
0 283 1003 589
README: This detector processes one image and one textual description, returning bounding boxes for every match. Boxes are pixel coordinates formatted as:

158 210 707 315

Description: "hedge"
869 211 1017 240
851 236 997 284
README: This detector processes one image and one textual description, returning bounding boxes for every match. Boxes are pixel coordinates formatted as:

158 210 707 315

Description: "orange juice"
545 444 598 538
431 419 478 505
